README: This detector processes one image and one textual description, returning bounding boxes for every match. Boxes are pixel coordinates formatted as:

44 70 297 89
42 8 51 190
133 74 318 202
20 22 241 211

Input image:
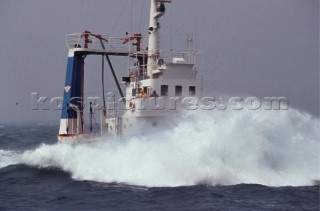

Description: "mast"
147 0 172 76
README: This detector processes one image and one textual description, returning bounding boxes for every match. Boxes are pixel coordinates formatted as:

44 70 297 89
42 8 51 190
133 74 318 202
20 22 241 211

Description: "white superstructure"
58 0 202 141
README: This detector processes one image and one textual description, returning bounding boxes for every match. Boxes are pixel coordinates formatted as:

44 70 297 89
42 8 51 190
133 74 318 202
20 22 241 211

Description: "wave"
1 109 319 187
0 149 19 168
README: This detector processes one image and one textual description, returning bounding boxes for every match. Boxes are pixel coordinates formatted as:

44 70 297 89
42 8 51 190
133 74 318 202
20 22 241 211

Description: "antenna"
187 34 193 64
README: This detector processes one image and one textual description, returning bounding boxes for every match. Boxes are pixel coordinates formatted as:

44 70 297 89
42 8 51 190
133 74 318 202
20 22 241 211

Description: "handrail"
65 33 148 53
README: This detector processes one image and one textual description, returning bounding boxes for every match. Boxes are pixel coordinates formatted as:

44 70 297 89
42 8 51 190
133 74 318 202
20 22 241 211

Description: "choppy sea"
0 109 319 210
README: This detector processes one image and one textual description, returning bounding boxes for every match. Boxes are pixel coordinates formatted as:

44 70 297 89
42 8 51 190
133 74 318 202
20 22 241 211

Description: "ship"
57 0 203 142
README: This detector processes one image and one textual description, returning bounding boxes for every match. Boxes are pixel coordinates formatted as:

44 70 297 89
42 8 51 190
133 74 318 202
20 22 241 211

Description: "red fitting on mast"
123 33 142 51
83 30 90 48
82 30 108 49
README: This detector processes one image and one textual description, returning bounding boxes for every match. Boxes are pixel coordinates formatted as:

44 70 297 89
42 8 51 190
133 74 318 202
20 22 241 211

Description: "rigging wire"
139 0 146 33
96 35 124 103
101 55 106 116
92 113 99 131
109 0 129 35
169 3 173 51
130 0 133 35
88 107 99 132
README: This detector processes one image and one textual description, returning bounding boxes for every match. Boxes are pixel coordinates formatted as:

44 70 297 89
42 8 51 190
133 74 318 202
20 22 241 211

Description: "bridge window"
161 85 168 96
175 86 182 97
189 86 196 96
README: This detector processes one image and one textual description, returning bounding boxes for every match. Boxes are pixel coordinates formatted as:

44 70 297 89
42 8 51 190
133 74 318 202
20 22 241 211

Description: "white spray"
1 109 319 187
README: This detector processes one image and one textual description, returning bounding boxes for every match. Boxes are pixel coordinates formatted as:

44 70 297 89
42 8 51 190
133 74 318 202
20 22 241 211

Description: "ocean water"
0 109 319 210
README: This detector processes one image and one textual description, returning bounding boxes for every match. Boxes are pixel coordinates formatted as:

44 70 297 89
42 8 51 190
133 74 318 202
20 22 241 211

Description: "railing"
65 32 202 80
129 49 200 66
65 32 148 53
65 32 200 61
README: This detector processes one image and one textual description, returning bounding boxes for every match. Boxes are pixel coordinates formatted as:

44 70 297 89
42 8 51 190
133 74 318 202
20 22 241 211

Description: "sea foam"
1 109 319 187
0 149 19 168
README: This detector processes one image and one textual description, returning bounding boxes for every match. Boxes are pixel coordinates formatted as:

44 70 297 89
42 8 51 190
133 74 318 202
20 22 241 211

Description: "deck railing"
65 33 148 53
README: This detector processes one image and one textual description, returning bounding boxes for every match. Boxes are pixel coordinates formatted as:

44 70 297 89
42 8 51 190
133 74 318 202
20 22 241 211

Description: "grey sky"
0 0 318 124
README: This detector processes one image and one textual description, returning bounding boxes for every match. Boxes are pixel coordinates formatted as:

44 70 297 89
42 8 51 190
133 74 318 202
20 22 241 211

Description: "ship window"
143 87 148 95
175 86 182 97
189 86 196 96
132 89 136 97
161 85 168 96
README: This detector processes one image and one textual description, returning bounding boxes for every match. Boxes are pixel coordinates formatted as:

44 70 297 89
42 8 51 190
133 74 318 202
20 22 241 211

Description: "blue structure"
59 52 84 135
